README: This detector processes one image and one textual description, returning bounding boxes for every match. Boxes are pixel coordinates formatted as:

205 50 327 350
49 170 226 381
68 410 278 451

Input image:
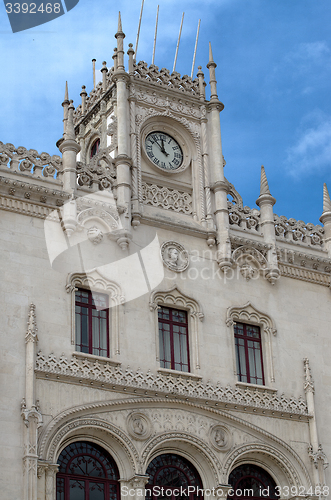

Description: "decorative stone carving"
228 202 261 233
209 424 232 451
126 412 152 440
161 241 189 272
303 358 315 394
274 213 324 247
0 141 61 180
87 226 104 245
35 351 309 416
142 182 193 215
133 61 200 96
232 246 268 280
77 148 116 190
308 444 329 470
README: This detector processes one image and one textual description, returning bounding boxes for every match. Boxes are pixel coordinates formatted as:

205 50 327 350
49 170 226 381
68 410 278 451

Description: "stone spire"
256 166 279 284
206 42 218 101
260 165 271 195
323 183 331 213
115 12 125 71
319 183 331 257
62 81 69 135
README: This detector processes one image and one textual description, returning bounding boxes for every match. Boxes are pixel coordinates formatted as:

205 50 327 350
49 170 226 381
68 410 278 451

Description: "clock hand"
160 139 169 156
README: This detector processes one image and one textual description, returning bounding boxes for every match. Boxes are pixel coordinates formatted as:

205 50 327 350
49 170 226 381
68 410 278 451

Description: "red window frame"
75 289 109 357
158 306 190 372
234 322 264 385
90 138 100 158
56 441 120 500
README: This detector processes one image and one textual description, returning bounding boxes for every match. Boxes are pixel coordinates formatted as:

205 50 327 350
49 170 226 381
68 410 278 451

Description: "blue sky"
0 0 331 224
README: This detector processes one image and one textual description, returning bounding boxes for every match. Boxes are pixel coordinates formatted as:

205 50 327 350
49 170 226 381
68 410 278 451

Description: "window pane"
159 323 171 368
69 480 85 500
246 325 260 338
234 323 244 336
89 481 105 500
93 292 108 310
158 307 170 320
236 339 247 382
56 478 65 500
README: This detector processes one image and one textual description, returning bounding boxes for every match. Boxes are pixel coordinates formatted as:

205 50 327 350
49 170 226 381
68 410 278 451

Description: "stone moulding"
142 182 193 215
35 351 309 418
279 263 331 287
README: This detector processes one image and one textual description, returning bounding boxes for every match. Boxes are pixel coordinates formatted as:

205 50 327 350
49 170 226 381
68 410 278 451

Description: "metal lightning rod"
152 5 159 65
135 0 145 60
191 19 201 79
173 12 184 73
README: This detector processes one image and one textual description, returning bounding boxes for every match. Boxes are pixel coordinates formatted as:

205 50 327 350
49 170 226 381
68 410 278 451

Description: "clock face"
145 132 183 171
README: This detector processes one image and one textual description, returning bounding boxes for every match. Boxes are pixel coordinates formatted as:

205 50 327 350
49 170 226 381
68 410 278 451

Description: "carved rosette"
126 412 152 440
161 241 189 272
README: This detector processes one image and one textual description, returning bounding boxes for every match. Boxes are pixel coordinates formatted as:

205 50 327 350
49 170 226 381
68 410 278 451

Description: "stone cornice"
35 351 309 419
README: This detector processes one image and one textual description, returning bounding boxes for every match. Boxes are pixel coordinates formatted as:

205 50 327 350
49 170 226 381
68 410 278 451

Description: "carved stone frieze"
308 444 329 470
228 202 261 233
142 181 193 215
35 351 308 416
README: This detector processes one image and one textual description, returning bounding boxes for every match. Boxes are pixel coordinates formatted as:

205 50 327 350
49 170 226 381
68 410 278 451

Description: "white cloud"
285 113 331 177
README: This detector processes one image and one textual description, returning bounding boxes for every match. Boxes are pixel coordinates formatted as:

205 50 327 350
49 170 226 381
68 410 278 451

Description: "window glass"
158 307 189 372
234 323 264 385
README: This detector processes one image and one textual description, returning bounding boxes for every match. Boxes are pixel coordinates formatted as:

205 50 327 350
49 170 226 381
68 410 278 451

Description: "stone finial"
62 81 70 134
323 183 331 213
197 65 206 100
117 11 123 34
256 165 276 207
303 358 315 394
25 304 38 343
208 41 215 65
65 100 75 141
260 165 271 195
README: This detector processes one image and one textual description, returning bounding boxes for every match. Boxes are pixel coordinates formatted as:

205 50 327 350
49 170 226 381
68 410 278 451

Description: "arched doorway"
228 464 279 500
146 453 203 500
56 441 120 500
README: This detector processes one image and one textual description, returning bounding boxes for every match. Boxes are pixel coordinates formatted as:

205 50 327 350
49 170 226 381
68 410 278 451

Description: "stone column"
120 475 149 500
319 183 331 258
45 464 59 500
206 44 232 270
22 304 43 500
113 13 132 248
304 358 329 487
256 166 279 284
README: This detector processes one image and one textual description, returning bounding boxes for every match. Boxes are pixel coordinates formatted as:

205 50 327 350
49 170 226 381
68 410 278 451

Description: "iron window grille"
75 289 109 357
234 322 265 385
158 306 190 372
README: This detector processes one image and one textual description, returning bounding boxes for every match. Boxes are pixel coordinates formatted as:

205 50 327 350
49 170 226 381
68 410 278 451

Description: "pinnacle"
208 42 214 64
323 183 331 213
64 81 69 102
260 165 271 196
118 11 122 33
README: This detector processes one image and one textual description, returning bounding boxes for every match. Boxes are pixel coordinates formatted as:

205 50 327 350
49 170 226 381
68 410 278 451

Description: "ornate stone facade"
0 14 330 500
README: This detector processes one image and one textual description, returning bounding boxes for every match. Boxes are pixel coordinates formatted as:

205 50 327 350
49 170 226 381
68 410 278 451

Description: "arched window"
228 464 279 500
146 453 203 500
56 441 120 500
90 139 100 158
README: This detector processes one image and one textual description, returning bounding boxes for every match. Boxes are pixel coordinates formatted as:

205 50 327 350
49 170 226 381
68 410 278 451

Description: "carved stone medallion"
161 241 189 272
126 412 152 441
209 424 232 451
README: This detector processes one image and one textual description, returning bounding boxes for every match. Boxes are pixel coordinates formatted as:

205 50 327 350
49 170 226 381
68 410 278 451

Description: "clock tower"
65 12 232 266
